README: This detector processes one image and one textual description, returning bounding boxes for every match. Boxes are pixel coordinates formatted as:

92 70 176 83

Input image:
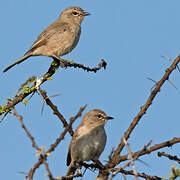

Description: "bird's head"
82 109 114 127
59 6 90 25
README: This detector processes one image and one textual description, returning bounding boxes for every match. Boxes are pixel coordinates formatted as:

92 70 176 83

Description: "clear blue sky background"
0 0 180 180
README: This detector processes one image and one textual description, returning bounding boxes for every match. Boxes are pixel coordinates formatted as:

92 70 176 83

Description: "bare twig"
38 88 74 136
43 160 54 180
147 77 157 90
147 77 157 84
56 171 82 180
168 79 178 90
107 148 115 163
61 59 107 72
158 152 180 164
15 76 37 96
28 157 45 180
116 137 180 162
161 55 173 61
12 108 40 151
123 137 138 180
40 93 61 115
110 169 162 180
109 140 152 180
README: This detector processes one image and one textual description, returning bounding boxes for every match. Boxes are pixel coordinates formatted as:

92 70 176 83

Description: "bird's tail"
3 53 32 72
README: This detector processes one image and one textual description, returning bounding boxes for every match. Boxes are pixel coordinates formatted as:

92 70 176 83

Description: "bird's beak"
106 116 114 120
83 11 91 16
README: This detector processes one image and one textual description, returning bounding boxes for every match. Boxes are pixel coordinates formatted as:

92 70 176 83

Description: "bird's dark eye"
72 11 78 16
97 114 102 118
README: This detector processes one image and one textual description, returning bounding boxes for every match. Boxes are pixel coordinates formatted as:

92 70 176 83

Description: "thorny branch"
109 140 152 180
0 59 106 118
99 138 180 180
109 55 180 164
96 55 180 179
116 137 180 162
61 58 107 72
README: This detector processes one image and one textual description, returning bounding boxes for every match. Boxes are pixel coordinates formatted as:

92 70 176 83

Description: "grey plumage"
66 109 113 179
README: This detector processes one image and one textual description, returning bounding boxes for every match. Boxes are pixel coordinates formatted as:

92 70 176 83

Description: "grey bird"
66 109 113 179
3 6 90 72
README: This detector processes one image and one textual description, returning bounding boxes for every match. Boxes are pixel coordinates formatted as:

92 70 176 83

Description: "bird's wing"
66 127 81 166
24 21 70 55
66 147 72 166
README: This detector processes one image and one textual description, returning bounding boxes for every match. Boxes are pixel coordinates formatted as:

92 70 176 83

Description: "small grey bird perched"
3 6 90 72
66 109 113 179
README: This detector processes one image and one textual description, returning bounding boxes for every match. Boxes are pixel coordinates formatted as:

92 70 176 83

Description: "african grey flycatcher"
3 6 90 72
66 109 113 179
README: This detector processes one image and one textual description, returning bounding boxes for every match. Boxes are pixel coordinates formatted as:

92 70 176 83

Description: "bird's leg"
51 55 73 68
75 161 83 176
64 161 83 179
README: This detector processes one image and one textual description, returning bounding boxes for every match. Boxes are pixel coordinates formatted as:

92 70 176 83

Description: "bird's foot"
60 59 73 68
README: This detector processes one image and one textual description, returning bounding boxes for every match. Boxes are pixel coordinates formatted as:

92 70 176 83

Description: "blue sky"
0 0 180 180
